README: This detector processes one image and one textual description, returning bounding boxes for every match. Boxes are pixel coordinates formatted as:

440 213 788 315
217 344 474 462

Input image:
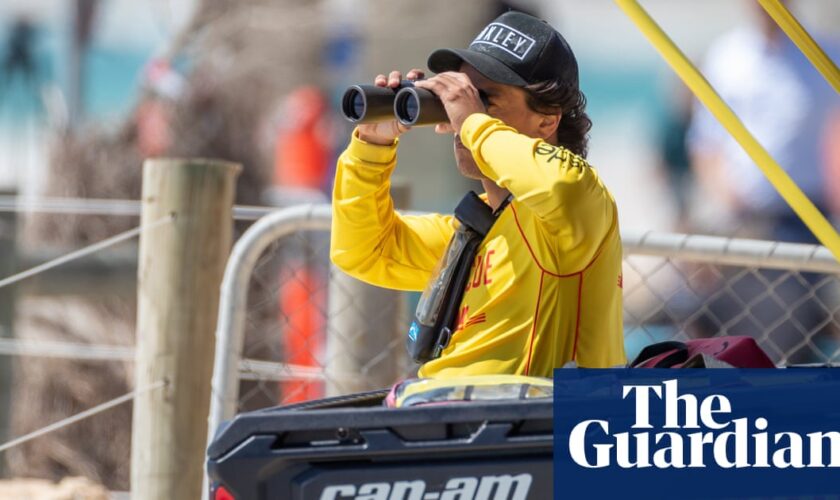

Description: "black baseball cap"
427 11 579 89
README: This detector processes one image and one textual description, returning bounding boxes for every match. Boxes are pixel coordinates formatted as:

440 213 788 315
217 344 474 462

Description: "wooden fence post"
131 158 239 500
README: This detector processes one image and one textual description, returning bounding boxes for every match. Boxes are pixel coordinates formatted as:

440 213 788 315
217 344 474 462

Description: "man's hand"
413 72 486 135
357 69 425 146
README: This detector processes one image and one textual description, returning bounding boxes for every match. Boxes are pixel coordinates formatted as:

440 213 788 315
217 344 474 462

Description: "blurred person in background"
823 108 840 220
658 84 694 230
0 17 40 109
331 11 626 377
273 86 336 197
687 0 840 243
686 0 840 362
135 58 185 158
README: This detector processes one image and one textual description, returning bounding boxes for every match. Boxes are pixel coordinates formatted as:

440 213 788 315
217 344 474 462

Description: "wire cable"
0 379 166 454
0 195 318 220
0 214 173 290
0 337 134 361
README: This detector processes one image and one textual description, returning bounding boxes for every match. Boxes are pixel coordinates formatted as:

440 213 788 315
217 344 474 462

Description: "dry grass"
0 477 109 500
7 0 325 489
6 297 134 489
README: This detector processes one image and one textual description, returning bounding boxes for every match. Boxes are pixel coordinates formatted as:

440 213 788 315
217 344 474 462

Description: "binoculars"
341 80 448 127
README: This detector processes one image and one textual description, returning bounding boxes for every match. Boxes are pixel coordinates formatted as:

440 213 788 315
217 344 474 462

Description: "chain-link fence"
237 226 414 412
623 257 840 365
621 232 840 366
208 206 840 433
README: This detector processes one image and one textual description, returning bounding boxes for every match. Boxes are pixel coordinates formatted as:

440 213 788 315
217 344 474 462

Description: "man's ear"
539 112 562 142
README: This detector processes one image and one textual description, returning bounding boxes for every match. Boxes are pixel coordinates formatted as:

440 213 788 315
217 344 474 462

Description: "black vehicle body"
207 390 553 500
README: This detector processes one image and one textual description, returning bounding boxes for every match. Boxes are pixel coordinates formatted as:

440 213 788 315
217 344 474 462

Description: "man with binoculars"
330 11 625 378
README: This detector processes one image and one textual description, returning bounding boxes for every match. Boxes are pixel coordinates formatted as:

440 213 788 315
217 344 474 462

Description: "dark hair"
523 80 592 158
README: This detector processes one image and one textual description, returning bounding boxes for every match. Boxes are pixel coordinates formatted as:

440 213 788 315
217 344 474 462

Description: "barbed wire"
0 214 174 290
238 358 327 382
0 337 134 362
0 336 327 381
0 195 325 220
0 379 167 454
0 196 142 217
0 195 264 220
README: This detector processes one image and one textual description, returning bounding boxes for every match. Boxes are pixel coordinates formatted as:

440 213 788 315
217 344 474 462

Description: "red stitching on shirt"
572 273 583 361
524 271 545 376
510 202 600 367
510 204 561 278
510 204 603 278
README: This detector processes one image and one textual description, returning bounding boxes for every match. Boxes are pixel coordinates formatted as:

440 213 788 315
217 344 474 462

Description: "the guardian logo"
569 379 840 469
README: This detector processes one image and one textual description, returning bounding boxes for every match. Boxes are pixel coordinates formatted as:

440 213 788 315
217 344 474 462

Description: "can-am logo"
319 474 532 500
569 379 840 469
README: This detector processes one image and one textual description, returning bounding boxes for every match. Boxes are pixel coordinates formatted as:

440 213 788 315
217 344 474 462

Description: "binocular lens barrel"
396 91 420 124
393 87 447 126
342 87 367 121
341 82 410 124
340 81 447 126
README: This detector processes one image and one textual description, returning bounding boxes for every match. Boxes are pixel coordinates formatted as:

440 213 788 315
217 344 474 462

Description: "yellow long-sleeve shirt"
331 113 625 377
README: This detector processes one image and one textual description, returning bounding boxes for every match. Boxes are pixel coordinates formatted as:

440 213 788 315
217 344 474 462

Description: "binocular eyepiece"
341 80 449 127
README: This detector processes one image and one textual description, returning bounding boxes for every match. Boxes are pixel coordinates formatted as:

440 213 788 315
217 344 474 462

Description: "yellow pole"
613 0 840 263
757 0 840 95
